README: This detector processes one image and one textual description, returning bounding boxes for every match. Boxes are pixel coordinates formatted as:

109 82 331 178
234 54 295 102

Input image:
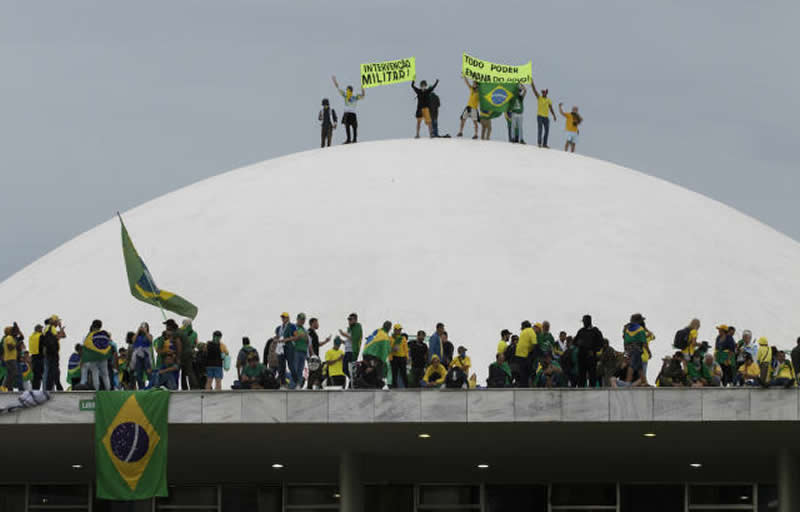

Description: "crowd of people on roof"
319 75 583 152
3 311 799 392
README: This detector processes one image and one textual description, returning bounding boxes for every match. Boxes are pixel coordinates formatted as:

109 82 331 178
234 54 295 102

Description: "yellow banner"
360 57 416 88
462 53 532 83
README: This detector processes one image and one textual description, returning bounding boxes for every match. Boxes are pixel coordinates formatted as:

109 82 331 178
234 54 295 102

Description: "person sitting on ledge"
422 355 447 388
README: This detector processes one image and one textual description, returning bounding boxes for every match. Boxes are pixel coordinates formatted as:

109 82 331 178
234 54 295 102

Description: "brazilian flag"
119 215 198 319
478 82 518 119
95 390 169 500
83 330 112 363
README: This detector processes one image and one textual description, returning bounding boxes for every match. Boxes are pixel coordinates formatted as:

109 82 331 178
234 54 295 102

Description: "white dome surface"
2 139 799 384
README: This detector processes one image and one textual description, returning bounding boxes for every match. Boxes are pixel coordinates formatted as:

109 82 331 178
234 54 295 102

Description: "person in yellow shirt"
497 329 511 356
389 324 409 388
514 321 537 387
530 79 557 148
736 353 761 386
325 338 346 389
558 102 583 153
450 346 472 376
771 351 797 388
3 325 22 391
457 75 480 139
682 329 698 359
28 324 44 389
756 337 772 387
422 355 447 387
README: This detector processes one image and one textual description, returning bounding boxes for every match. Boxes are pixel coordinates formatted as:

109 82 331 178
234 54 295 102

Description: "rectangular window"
0 485 25 512
93 499 153 512
221 485 281 512
620 484 683 512
157 485 218 508
29 485 90 507
689 484 754 506
551 483 616 507
486 485 547 512
758 484 778 511
285 485 339 509
418 485 480 508
365 485 413 512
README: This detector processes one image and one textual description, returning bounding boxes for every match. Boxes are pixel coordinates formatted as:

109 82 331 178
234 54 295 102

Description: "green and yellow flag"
477 82 519 119
95 390 169 500
119 215 198 319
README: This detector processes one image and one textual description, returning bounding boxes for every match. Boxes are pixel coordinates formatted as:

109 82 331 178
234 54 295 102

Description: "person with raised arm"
559 102 583 152
530 79 557 148
331 75 365 144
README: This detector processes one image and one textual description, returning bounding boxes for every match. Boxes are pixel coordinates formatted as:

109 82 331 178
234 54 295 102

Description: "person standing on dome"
411 77 439 139
338 313 363 386
558 103 582 152
42 315 66 391
530 79 557 148
622 314 648 386
457 75 480 139
508 83 527 144
331 76 364 144
318 98 338 148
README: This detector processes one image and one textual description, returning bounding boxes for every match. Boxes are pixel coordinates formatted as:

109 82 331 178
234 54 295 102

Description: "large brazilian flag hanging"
477 82 518 119
95 390 169 500
119 214 198 319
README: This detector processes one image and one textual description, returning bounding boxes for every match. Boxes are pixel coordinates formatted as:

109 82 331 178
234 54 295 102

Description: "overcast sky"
1 0 798 281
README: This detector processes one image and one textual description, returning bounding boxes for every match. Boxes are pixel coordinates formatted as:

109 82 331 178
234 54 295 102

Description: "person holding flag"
361 321 392 388
81 319 112 390
530 79 557 148
332 76 365 144
508 83 527 144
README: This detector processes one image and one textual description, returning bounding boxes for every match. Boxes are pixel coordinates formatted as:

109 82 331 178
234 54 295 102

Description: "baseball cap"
393 323 403 330
280 312 290 318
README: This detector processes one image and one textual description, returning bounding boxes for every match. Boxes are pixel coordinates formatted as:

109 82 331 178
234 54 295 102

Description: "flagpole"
118 212 168 322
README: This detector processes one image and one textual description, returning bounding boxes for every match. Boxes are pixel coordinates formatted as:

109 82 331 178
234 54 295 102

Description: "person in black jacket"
573 314 603 387
318 98 338 148
408 330 428 388
411 78 439 139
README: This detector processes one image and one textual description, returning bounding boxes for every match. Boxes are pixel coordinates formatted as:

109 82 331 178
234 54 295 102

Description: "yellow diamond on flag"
101 395 161 492
484 85 513 108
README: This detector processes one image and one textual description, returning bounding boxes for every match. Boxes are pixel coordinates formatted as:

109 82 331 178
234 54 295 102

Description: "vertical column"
339 452 364 512
777 451 800 512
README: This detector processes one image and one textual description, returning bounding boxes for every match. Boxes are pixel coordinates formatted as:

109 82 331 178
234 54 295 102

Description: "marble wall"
2 389 798 425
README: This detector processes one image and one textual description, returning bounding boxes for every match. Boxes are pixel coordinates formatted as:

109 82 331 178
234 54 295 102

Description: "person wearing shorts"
457 76 480 139
559 102 582 152
480 112 492 140
332 75 364 144
411 78 439 138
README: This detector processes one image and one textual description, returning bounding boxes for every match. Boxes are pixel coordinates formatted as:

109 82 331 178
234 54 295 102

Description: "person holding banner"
457 76 480 139
530 79 557 148
411 78 439 139
331 76 365 144
508 84 527 144
559 103 583 153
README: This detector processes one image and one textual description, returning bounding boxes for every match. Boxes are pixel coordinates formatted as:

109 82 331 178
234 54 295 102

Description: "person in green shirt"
487 353 512 387
539 321 556 356
240 353 269 389
534 352 563 388
284 313 309 390
508 83 526 143
338 313 363 385
179 319 199 389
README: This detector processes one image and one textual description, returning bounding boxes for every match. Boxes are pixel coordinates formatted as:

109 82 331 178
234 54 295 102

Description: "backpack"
445 366 467 389
674 327 691 350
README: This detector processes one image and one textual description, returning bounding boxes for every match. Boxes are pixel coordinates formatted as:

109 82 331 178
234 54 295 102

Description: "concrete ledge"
2 389 799 425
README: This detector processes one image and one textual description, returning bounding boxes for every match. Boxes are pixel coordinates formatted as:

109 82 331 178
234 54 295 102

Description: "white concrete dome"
2 139 799 383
